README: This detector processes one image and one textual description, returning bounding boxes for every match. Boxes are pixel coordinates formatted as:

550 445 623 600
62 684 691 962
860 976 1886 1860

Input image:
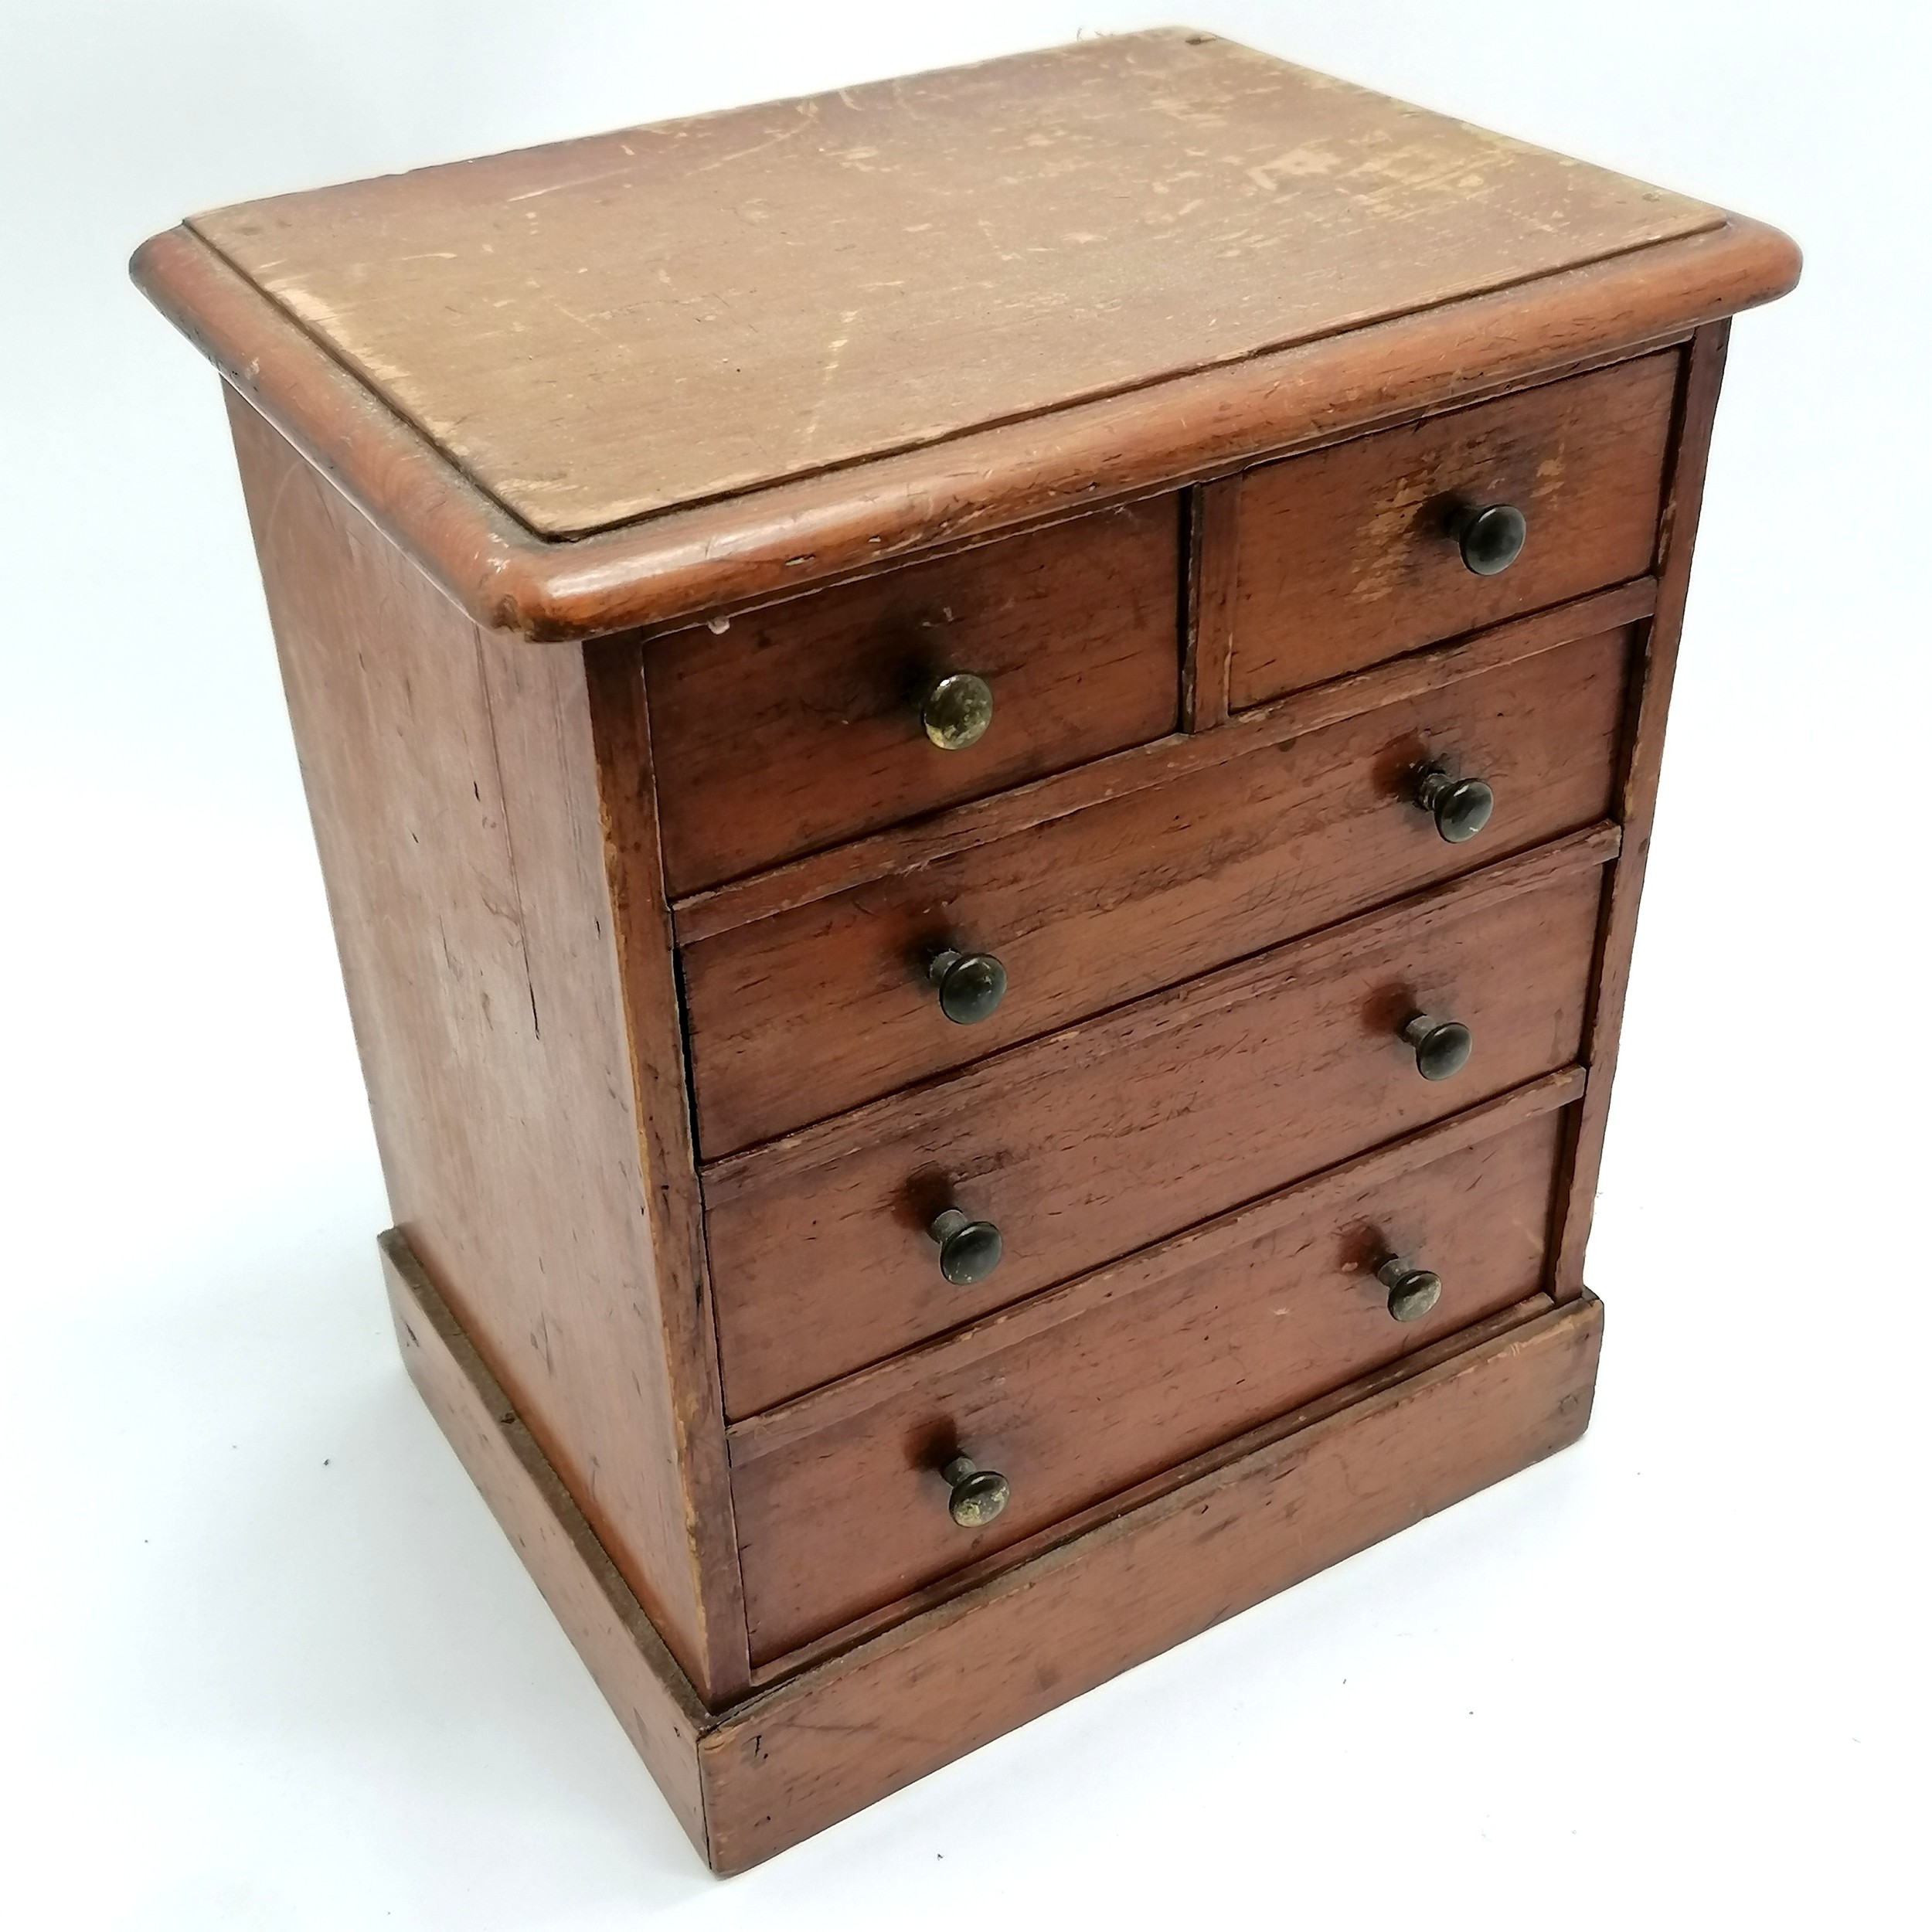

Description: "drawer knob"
1377 1257 1444 1323
1401 1013 1473 1081
1414 764 1495 844
920 671 995 751
1452 502 1528 577
942 1454 1011 1529
930 1207 1003 1286
928 947 1009 1025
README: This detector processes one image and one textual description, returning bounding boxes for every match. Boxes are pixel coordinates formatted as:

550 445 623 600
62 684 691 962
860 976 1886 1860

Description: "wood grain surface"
730 1067 1586 1682
731 1103 1569 1658
645 498 1180 895
703 831 1614 1417
702 1287 1604 1871
672 580 1656 942
227 398 745 1697
383 1216 1601 1872
150 22 1800 1872
131 215 1798 639
185 31 1719 538
1229 352 1678 708
582 638 750 1695
1187 476 1242 730
683 624 1631 1155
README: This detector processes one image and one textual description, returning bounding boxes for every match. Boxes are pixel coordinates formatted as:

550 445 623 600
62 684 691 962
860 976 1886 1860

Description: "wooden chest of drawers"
134 30 1798 1871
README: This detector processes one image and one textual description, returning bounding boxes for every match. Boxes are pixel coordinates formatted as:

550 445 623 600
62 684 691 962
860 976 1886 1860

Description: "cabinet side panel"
225 391 730 1693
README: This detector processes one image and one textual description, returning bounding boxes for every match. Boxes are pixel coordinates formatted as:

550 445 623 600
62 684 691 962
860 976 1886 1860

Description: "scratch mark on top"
797 306 863 449
694 101 821 173
505 165 641 204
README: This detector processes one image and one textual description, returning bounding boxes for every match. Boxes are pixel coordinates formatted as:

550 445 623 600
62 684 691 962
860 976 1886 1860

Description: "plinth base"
382 1230 1601 1873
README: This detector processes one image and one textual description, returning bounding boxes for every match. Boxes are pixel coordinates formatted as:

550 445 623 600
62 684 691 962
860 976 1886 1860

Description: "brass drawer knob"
920 670 994 750
1413 763 1495 844
928 947 1008 1025
942 1454 1010 1528
1451 502 1528 577
1377 1257 1444 1323
1401 1012 1473 1081
930 1207 1003 1285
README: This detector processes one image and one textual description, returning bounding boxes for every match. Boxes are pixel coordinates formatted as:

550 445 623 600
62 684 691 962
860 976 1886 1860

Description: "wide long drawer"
682 621 1631 1156
729 1086 1573 1663
702 831 1612 1417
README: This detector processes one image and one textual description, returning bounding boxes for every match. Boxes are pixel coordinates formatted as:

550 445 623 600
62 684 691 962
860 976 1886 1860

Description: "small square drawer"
646 498 1182 896
1226 350 1679 709
727 1099 1569 1663
702 843 1607 1418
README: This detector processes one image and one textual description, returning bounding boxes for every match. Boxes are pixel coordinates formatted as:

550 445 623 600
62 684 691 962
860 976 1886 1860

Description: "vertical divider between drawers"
1183 477 1241 732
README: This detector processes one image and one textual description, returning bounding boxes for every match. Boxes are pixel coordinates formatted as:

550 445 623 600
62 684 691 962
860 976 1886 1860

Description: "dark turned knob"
929 1208 1003 1286
1451 502 1528 577
920 671 994 750
1414 764 1495 844
1377 1257 1444 1324
941 1454 1010 1529
1401 1013 1472 1081
928 947 1008 1025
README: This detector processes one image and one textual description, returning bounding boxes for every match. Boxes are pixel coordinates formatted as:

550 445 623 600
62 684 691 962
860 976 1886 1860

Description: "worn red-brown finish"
683 623 1630 1155
703 835 1612 1417
732 1097 1570 1658
136 25 1795 1875
384 1223 1603 1872
182 33 1723 540
1229 352 1679 709
645 498 1181 895
225 399 746 1699
129 25 1798 641
670 581 1658 944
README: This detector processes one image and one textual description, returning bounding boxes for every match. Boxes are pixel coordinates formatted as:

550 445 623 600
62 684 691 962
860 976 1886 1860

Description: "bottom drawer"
728 1081 1575 1664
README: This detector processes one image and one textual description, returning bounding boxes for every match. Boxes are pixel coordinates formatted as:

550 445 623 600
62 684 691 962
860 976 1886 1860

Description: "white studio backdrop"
2 4 1924 1927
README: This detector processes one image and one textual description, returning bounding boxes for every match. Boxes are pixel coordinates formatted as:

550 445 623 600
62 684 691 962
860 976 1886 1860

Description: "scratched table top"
186 29 1717 539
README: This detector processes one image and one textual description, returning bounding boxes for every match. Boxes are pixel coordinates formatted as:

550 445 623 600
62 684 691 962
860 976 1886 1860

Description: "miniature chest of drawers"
136 29 1798 1871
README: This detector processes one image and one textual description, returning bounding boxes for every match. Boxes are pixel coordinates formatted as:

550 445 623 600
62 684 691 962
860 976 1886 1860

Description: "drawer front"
704 845 1607 1417
647 498 1182 895
684 624 1630 1156
1227 352 1677 710
731 1102 1568 1662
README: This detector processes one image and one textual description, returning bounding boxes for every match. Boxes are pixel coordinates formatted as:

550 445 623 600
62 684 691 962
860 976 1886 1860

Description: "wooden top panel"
185 30 1719 539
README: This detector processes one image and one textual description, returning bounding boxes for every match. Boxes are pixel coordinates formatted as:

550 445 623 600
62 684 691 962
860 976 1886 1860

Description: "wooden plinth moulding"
384 1233 1603 1873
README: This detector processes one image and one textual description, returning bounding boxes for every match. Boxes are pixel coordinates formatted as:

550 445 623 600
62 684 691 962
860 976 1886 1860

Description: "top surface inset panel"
188 30 1719 538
